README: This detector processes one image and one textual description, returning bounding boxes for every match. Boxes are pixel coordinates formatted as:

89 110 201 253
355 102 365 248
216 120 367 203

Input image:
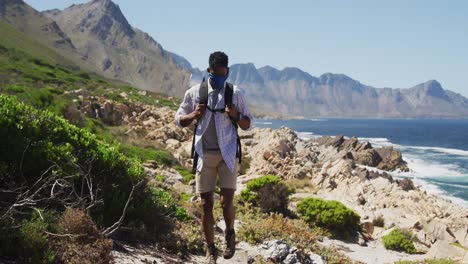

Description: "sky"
26 0 468 96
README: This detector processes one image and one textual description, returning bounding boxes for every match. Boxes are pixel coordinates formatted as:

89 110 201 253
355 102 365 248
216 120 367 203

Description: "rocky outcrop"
315 135 408 171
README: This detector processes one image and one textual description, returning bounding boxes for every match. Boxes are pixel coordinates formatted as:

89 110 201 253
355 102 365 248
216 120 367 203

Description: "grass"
285 177 318 193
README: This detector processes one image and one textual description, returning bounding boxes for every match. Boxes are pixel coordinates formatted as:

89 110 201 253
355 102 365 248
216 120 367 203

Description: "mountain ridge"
223 63 468 118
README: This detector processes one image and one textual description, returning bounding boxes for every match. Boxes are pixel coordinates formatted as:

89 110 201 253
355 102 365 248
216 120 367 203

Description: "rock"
263 150 273 160
361 221 374 235
142 116 157 126
309 252 325 264
260 240 290 262
353 148 382 167
453 228 468 248
376 146 408 171
316 134 344 148
159 170 184 185
165 138 181 149
258 240 324 264
426 240 466 262
397 178 415 191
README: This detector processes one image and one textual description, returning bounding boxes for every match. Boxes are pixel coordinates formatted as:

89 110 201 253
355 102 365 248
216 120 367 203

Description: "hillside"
0 0 191 98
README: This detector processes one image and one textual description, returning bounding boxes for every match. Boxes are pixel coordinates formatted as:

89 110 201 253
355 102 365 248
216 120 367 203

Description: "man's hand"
179 103 205 127
192 103 206 120
225 103 239 120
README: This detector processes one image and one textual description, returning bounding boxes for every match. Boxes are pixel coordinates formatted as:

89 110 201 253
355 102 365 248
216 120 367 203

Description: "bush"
373 215 385 227
382 228 417 254
256 182 291 214
52 208 113 264
240 175 292 214
0 210 58 263
240 175 282 203
0 95 181 244
296 198 360 235
175 166 194 184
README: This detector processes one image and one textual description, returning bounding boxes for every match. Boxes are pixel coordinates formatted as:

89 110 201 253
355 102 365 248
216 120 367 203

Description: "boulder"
376 146 408 171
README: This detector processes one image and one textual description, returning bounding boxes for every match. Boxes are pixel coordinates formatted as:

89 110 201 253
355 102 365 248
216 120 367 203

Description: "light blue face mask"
208 71 229 90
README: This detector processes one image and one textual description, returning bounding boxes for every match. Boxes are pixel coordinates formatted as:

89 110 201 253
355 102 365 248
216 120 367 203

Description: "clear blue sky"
26 0 468 96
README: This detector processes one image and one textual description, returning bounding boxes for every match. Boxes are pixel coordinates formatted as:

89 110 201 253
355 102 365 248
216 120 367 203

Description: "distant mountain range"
191 64 468 118
1 0 467 118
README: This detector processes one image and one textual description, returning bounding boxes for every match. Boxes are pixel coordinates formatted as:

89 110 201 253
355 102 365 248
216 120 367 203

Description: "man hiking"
175 51 252 263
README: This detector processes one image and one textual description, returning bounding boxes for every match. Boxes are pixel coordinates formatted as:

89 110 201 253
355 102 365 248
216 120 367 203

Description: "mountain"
0 0 80 67
41 0 190 97
0 0 191 97
227 63 468 118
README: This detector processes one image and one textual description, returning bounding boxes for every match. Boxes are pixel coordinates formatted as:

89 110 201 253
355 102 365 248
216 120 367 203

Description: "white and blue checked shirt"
175 80 253 174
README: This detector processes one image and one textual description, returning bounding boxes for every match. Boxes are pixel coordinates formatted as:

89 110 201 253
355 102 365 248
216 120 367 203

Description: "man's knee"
200 192 214 214
220 188 235 209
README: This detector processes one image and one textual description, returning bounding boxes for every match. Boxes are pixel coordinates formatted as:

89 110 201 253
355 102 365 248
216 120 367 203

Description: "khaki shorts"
195 151 237 193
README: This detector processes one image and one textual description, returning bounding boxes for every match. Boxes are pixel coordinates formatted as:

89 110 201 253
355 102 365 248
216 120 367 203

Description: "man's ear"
206 67 211 73
226 67 230 76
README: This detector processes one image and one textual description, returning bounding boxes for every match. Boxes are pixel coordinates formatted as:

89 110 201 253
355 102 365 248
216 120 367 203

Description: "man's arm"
179 104 206 127
225 87 253 130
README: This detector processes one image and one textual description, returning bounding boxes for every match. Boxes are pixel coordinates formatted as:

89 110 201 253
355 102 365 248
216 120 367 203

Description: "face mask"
208 72 229 90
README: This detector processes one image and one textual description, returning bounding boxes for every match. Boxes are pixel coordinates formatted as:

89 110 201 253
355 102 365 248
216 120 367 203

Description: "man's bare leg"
220 188 236 259
200 191 215 245
220 188 235 230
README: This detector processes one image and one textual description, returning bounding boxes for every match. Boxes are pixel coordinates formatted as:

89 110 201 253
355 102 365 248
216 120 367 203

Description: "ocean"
254 118 468 207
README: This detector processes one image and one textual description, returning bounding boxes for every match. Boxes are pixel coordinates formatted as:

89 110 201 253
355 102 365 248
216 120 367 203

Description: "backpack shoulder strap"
191 77 209 173
224 82 242 164
224 82 234 106
199 77 208 105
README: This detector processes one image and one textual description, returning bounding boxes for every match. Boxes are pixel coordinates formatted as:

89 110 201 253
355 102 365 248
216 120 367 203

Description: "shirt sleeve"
175 88 194 128
234 87 254 130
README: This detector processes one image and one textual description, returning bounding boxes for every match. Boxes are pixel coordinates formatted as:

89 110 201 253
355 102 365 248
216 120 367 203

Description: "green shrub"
175 166 194 184
296 198 360 235
154 149 179 166
240 175 282 203
0 95 175 241
149 187 191 222
0 210 58 263
382 228 417 254
257 182 292 214
240 175 292 214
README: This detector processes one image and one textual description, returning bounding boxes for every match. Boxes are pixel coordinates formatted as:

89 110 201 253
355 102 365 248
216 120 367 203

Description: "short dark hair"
209 51 228 68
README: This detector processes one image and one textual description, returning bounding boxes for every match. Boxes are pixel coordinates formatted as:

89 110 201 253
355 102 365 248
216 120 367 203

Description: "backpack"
190 77 242 173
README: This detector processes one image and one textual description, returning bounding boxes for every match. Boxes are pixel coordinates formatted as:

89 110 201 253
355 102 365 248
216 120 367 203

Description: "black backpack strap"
191 78 208 173
199 78 208 105
225 82 242 164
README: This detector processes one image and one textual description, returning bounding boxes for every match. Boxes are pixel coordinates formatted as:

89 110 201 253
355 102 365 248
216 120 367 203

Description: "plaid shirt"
175 80 253 174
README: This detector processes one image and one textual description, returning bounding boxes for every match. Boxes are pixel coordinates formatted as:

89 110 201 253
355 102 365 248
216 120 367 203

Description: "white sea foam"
397 153 465 178
295 131 322 140
254 121 273 125
356 164 468 207
410 178 468 207
408 146 468 157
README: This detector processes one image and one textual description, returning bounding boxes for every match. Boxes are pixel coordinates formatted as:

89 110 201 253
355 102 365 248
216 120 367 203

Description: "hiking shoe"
223 229 236 259
206 244 218 264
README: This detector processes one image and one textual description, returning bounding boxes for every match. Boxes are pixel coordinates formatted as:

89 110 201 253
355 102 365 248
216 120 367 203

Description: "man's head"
207 51 229 76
